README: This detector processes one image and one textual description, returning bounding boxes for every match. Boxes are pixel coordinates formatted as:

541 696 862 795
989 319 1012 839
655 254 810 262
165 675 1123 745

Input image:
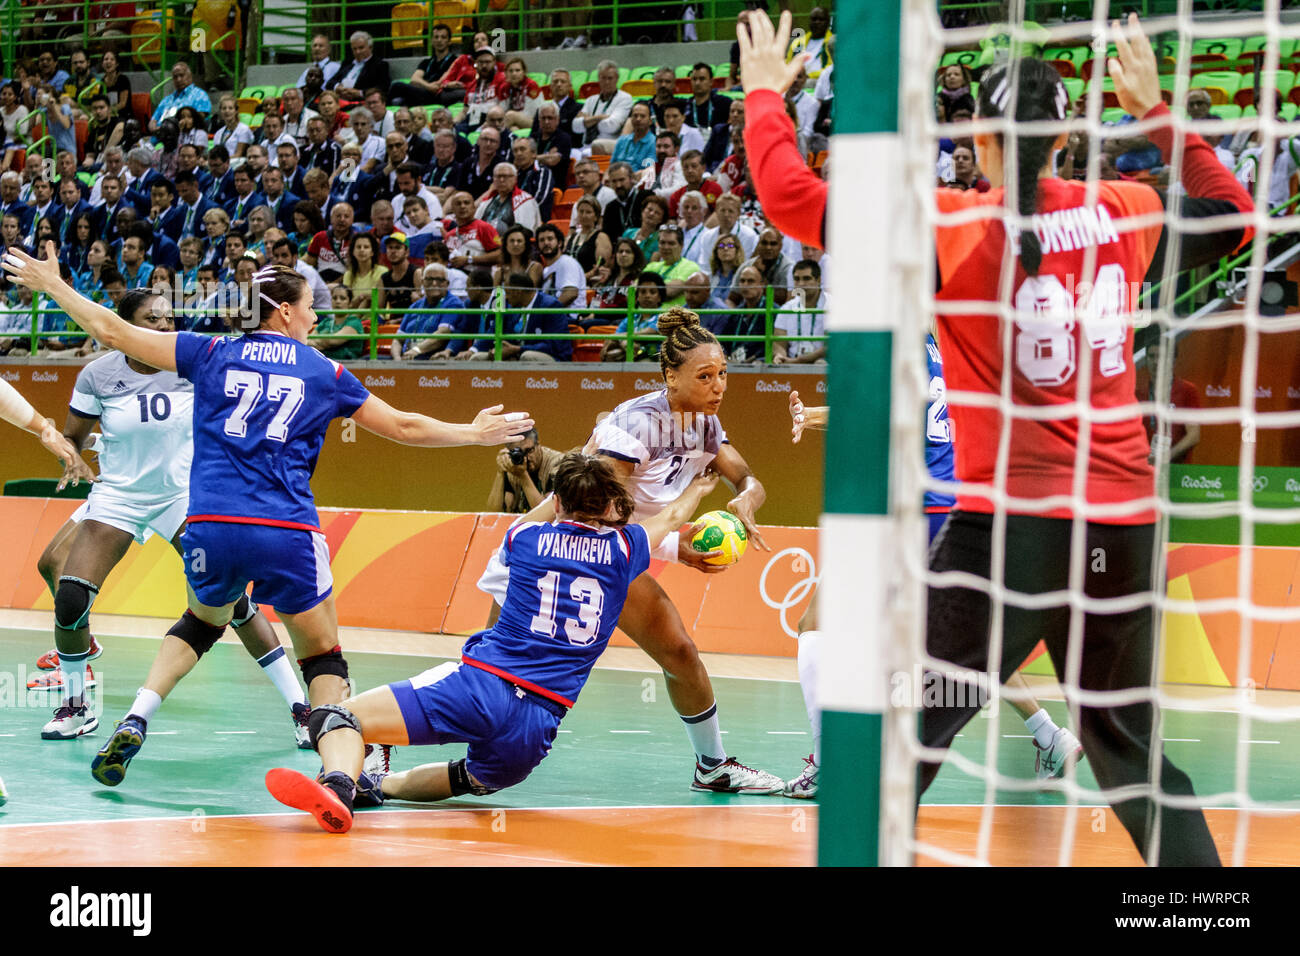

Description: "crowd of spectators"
0 5 834 362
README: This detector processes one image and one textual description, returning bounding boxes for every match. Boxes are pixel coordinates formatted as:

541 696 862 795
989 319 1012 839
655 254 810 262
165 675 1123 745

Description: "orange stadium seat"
432 0 473 42
373 322 402 353
393 3 427 50
548 217 570 236
573 324 616 362
132 92 152 125
130 17 163 69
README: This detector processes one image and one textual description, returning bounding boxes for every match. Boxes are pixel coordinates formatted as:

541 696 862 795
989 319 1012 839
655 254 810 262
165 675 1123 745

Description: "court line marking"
767 731 807 735
0 803 800 830
608 730 651 734
214 731 256 735
1248 739 1281 744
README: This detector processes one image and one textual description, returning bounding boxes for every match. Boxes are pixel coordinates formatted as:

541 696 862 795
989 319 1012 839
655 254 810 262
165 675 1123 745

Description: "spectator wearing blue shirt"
34 51 70 97
117 235 154 290
150 62 212 133
392 264 467 360
468 272 571 362
610 102 658 173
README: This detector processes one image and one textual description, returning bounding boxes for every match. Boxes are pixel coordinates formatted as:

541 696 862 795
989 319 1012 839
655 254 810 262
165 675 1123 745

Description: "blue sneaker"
91 716 147 787
354 770 387 808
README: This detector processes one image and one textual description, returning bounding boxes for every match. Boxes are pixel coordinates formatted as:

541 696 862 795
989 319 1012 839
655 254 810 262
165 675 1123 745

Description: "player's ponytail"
977 60 1070 277
554 452 635 526
657 307 719 379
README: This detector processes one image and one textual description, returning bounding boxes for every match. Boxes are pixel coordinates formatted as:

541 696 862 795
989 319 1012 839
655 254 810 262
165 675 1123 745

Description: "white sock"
256 646 307 707
128 687 163 726
797 630 823 766
1024 707 1060 749
60 648 90 710
681 703 726 767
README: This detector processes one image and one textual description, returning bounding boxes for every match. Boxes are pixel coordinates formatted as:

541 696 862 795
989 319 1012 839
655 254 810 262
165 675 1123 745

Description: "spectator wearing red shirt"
1142 338 1201 464
668 150 724 219
442 190 502 271
460 48 511 133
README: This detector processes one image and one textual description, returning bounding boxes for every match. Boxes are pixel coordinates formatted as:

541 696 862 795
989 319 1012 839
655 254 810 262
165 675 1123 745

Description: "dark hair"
692 61 714 77
976 59 1068 277
291 199 326 236
425 240 451 262
656 130 680 149
534 222 563 245
508 270 535 290
432 22 451 37
271 236 295 256
794 257 821 280
657 306 718 378
175 170 197 187
232 165 253 180
347 232 380 275
634 270 667 306
88 93 110 107
553 452 634 526
467 267 495 290
395 161 423 178
208 144 230 163
612 238 645 279
99 265 124 286
128 221 155 245
364 87 386 102
657 224 683 244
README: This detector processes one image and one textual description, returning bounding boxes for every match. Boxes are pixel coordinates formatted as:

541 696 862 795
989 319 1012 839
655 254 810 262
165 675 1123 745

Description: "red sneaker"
36 636 103 670
265 768 353 834
27 665 96 690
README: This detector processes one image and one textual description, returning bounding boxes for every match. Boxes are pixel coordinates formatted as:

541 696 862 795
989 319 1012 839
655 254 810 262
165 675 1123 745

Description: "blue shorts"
182 521 334 615
390 661 563 792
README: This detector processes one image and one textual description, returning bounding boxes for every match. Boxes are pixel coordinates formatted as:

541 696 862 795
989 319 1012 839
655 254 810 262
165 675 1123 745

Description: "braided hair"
657 306 720 380
976 60 1070 276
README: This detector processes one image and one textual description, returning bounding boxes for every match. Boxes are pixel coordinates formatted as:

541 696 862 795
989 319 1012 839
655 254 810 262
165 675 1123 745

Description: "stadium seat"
1191 70 1243 104
559 186 583 204
393 2 427 50
1243 102 1299 121
592 153 610 172
548 217 570 236
579 81 600 98
193 0 241 52
567 69 590 89
1234 70 1295 107
1101 107 1129 124
674 78 692 95
940 50 981 68
674 65 693 78
373 323 402 353
240 85 278 100
528 71 547 87
1243 34 1298 63
237 96 261 116
630 66 657 81
573 324 616 363
278 84 297 96
131 91 152 125
1209 104 1243 121
1192 37 1244 64
622 79 653 96
129 17 163 69
432 0 473 41
74 118 87 162
1062 76 1084 102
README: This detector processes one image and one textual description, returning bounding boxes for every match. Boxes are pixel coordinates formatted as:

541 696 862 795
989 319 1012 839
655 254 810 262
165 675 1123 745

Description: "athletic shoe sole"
690 779 785 795
37 638 104 670
90 723 145 787
41 715 100 740
265 768 353 834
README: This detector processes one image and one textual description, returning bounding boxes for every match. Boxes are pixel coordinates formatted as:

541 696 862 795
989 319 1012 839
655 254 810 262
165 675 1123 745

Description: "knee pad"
54 576 99 631
298 645 348 686
230 593 259 628
166 610 226 659
307 703 360 750
448 758 499 796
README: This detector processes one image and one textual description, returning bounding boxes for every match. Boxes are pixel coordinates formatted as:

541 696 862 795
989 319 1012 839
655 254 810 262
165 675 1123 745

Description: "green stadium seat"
239 85 277 100
1243 102 1298 121
1209 104 1243 120
467 129 478 146
1062 76 1083 102
1243 35 1298 61
618 67 631 86
527 71 547 87
1101 107 1129 124
674 65 693 78
940 50 981 70
1191 70 1243 104
278 84 297 96
714 63 731 78
1192 38 1244 62
722 89 744 100
567 69 590 88
1233 70 1295 107
1042 44 1090 65
631 66 657 80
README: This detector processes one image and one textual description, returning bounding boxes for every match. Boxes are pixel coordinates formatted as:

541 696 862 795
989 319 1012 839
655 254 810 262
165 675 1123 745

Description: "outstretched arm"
0 377 87 479
789 389 829 443
351 398 534 448
2 242 178 371
640 471 719 551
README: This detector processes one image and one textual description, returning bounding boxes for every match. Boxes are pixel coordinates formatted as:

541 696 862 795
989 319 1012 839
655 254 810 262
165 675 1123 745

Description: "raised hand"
472 404 535 445
735 9 807 97
2 242 61 295
1109 12 1162 119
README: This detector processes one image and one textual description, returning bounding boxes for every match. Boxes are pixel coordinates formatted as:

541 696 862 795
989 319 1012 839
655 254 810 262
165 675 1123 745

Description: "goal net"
820 0 1300 867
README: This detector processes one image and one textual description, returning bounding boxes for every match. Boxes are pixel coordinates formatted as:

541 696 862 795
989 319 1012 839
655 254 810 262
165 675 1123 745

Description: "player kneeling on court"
266 454 719 833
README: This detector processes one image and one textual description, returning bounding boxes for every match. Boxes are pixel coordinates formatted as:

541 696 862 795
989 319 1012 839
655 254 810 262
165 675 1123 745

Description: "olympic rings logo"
1252 475 1269 493
758 547 819 639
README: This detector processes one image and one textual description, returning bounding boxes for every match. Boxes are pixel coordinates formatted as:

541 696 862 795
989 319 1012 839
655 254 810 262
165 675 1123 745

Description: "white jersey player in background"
33 289 312 746
477 308 786 794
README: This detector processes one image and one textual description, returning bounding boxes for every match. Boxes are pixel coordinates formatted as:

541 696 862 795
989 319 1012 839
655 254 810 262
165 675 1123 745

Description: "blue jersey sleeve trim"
68 407 99 420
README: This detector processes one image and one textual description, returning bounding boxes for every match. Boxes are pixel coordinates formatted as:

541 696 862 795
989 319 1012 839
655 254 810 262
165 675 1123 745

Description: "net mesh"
884 0 1300 866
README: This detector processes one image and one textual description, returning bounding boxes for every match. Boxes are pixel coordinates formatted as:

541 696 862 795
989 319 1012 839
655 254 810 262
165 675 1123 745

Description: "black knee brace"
167 610 226 659
54 576 99 631
448 758 498 796
307 703 360 750
298 645 348 686
230 593 259 628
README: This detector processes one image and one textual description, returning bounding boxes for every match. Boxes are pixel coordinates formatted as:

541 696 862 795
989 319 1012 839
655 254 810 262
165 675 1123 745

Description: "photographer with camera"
485 428 563 514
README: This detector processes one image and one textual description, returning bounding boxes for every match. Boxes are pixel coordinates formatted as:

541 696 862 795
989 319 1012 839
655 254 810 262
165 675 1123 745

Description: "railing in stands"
3 291 827 365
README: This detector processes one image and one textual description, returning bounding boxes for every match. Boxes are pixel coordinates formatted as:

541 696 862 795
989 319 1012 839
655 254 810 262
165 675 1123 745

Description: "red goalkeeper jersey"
935 178 1163 522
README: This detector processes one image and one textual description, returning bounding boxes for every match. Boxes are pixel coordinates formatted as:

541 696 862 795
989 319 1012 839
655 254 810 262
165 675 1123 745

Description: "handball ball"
689 510 749 566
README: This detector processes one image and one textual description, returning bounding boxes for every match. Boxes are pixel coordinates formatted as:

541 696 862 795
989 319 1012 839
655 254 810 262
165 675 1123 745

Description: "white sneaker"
1034 727 1083 780
364 743 392 777
691 757 784 794
291 702 311 750
0 775 7 806
783 754 819 798
41 703 100 740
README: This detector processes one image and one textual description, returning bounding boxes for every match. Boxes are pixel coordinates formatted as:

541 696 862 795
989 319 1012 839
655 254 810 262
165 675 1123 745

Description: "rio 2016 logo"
758 547 819 638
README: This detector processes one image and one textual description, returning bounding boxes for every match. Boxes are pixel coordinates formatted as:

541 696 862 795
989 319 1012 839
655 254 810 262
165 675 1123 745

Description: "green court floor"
0 626 1295 826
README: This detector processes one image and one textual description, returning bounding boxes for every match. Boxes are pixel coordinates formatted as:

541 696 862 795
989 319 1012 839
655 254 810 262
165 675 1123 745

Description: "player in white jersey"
34 289 312 745
478 308 786 794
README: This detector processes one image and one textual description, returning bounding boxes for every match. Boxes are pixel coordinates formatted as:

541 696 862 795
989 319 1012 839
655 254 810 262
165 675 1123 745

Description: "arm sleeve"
334 365 371 418
1142 102 1255 279
743 89 827 249
172 330 210 381
69 363 103 418
624 523 653 580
